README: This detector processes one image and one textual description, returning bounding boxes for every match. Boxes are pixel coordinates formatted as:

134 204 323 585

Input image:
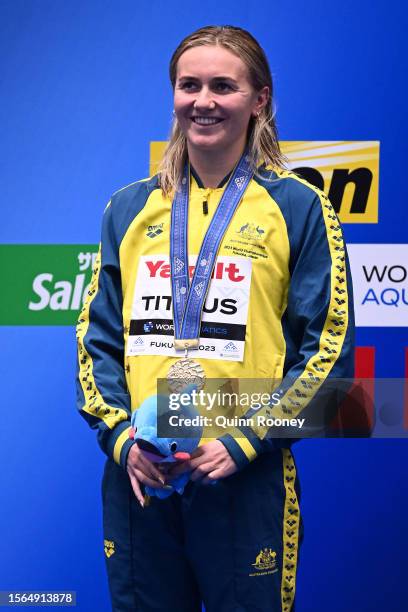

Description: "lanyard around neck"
170 149 254 351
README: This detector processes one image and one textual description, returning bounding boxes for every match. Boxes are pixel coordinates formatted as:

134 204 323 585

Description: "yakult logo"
145 260 245 282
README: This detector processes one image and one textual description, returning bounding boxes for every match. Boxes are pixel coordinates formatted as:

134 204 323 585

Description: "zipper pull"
202 187 211 215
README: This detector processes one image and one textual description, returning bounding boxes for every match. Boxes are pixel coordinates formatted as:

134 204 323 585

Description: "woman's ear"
253 85 269 117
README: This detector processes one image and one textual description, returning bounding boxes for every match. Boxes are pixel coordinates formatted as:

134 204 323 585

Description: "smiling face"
173 45 268 161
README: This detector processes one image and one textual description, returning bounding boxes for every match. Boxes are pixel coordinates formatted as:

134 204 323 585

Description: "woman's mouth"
191 116 224 126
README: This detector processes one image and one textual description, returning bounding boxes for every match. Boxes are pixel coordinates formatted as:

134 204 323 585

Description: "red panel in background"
355 347 375 378
330 346 375 435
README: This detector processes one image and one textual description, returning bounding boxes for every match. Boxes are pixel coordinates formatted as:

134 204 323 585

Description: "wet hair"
158 25 285 197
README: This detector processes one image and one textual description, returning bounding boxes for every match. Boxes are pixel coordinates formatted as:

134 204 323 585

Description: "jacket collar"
190 165 232 189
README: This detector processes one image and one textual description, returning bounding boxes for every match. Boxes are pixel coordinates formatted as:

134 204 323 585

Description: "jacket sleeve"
218 189 355 470
76 200 134 470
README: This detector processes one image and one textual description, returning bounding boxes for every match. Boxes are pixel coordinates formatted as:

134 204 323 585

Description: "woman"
76 25 354 611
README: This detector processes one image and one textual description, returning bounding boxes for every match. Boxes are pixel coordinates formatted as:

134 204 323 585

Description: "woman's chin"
187 135 228 153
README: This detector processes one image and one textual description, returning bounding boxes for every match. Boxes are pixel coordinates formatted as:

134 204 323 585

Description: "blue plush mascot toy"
128 385 203 499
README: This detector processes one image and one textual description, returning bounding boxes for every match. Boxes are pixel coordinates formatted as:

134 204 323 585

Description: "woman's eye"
215 82 232 92
180 81 197 90
178 81 232 92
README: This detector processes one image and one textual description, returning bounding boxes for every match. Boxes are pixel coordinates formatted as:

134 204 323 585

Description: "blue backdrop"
1 1 407 610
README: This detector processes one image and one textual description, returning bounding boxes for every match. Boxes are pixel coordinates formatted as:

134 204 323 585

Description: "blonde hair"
158 25 286 198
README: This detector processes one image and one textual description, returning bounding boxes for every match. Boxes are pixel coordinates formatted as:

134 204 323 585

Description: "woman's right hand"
126 443 168 507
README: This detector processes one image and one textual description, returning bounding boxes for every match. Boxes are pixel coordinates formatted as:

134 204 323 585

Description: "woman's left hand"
166 440 238 484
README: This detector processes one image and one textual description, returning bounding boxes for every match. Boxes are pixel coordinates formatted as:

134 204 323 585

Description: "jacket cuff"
103 421 135 470
218 427 278 470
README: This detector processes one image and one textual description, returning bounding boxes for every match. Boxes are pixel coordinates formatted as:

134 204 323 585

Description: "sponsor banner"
0 245 98 325
348 244 408 327
126 255 251 361
3 243 405 328
150 140 380 224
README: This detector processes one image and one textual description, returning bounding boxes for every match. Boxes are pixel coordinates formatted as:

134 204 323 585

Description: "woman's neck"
187 143 246 188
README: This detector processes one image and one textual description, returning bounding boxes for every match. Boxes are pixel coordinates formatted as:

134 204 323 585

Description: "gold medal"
167 357 206 393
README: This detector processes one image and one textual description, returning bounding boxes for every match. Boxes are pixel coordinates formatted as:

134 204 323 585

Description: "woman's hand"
166 440 238 485
126 444 168 506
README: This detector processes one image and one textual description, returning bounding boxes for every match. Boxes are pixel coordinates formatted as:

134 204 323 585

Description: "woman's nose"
193 87 215 111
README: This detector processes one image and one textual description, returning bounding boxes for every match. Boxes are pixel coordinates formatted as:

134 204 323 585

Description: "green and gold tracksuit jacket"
76 164 355 471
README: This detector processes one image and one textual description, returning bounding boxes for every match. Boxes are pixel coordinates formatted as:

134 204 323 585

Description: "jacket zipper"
202 188 211 215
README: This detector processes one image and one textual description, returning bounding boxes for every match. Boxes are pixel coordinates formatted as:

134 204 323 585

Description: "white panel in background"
348 244 408 327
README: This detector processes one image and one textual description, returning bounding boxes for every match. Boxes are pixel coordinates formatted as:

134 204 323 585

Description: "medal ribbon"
170 149 253 348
